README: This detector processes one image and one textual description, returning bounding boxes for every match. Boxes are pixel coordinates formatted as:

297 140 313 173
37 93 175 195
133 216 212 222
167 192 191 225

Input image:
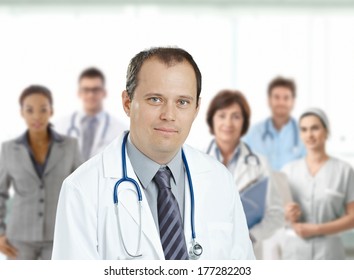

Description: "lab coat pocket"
207 222 233 259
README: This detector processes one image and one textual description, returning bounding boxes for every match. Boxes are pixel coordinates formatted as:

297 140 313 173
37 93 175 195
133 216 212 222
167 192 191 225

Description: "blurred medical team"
0 46 353 260
244 77 306 171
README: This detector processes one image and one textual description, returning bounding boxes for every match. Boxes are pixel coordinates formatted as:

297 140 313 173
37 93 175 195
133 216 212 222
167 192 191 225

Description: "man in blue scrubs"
243 76 306 170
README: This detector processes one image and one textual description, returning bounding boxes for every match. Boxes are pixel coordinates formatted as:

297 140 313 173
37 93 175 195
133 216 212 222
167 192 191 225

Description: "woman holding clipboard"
207 90 284 259
205 89 284 259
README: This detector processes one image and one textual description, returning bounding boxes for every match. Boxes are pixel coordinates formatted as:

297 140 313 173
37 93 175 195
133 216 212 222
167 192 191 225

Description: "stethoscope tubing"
113 131 199 257
207 139 260 166
67 112 110 144
262 117 299 147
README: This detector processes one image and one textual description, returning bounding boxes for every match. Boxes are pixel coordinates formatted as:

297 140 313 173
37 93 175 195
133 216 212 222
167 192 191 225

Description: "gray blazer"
0 130 82 242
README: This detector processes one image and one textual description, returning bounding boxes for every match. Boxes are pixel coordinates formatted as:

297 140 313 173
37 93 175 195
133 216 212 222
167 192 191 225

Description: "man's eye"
149 97 162 103
178 100 190 106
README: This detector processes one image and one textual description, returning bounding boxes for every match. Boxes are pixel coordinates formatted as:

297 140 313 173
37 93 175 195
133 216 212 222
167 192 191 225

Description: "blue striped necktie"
154 167 189 260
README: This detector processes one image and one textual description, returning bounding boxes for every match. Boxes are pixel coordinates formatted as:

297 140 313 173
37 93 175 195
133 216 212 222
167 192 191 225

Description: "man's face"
268 86 295 118
122 58 199 164
78 77 106 114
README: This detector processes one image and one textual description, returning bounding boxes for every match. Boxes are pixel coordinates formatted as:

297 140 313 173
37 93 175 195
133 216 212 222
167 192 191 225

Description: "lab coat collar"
234 142 262 190
208 140 262 191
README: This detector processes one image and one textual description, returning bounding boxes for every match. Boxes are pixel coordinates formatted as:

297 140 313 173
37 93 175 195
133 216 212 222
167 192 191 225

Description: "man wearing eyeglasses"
55 67 126 161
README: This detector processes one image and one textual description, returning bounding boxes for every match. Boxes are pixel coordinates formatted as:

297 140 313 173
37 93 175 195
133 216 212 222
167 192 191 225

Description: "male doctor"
55 67 126 161
243 76 306 171
52 47 254 260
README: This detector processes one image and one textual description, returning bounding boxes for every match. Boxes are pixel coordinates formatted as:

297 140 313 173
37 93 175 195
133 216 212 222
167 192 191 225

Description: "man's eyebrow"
143 93 195 101
143 93 163 97
178 95 194 101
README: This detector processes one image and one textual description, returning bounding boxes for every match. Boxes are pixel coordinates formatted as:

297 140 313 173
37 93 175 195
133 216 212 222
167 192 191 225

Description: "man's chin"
273 111 291 118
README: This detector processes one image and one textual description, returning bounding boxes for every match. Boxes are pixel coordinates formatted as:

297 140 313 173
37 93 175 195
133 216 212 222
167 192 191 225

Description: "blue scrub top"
243 117 306 170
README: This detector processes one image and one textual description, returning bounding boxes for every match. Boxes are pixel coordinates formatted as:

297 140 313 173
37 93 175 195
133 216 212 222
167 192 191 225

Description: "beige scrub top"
281 157 354 260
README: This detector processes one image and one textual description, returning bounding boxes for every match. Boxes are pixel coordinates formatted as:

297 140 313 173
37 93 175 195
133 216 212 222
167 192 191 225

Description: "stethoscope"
206 139 260 166
262 117 299 152
67 112 110 143
113 131 203 260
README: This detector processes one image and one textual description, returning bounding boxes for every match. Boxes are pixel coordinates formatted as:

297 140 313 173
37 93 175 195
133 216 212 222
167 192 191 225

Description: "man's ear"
122 90 131 117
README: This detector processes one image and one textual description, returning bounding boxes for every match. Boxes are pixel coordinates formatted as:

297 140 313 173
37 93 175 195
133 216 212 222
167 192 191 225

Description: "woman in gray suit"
0 85 82 259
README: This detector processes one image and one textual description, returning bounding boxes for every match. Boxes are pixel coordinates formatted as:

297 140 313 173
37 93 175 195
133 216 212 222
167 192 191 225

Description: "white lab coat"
207 141 284 259
52 133 255 260
54 110 127 159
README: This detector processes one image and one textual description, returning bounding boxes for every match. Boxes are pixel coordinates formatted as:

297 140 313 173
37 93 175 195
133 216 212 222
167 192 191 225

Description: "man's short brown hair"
268 76 296 98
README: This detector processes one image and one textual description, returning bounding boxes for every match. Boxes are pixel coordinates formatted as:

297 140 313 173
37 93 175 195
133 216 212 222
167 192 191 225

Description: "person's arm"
292 201 354 238
0 144 18 258
51 178 100 259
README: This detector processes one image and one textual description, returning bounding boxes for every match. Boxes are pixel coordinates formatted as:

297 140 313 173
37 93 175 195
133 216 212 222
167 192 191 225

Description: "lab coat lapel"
208 139 248 190
121 156 164 258
234 142 261 191
103 134 164 259
183 171 192 247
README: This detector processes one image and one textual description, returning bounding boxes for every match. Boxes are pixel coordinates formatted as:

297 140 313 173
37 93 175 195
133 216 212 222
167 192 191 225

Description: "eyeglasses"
79 87 104 94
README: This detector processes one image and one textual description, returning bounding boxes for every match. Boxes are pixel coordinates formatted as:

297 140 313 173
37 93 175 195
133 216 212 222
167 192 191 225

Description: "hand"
0 235 18 258
292 223 319 238
285 202 302 223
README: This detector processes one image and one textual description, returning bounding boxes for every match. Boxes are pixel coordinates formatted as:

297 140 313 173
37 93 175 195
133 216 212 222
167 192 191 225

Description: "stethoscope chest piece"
189 240 203 260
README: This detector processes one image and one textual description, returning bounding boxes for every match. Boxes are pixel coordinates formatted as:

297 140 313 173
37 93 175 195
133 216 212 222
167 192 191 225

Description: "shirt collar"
126 135 183 189
79 110 105 123
214 141 241 165
267 117 295 134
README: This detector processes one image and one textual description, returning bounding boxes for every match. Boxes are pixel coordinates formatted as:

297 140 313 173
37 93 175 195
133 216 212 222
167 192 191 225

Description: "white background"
1 4 354 260
1 6 354 162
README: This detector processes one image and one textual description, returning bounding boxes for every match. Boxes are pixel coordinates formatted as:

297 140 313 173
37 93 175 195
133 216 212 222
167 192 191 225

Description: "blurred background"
1 0 354 259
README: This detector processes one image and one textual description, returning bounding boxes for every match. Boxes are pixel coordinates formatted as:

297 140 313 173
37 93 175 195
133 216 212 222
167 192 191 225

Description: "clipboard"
239 177 268 229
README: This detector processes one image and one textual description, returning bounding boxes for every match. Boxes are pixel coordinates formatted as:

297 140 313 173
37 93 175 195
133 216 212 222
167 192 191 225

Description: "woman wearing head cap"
281 108 354 259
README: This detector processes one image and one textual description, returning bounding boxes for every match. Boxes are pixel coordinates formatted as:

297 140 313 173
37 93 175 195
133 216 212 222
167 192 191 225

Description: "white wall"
1 6 354 166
